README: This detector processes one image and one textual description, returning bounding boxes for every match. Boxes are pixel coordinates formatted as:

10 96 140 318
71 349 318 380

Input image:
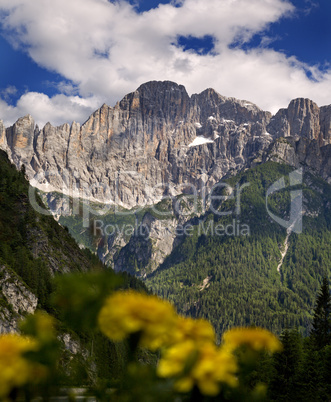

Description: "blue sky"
0 0 330 127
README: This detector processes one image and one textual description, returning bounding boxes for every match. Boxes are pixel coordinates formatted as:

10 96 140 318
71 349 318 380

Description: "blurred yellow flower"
98 290 177 350
0 334 40 398
222 327 282 353
33 312 55 341
169 316 216 346
192 345 238 395
157 341 238 396
21 311 56 343
157 340 197 378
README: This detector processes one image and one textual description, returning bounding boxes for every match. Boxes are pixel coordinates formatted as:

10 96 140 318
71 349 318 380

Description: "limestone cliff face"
3 81 330 276
114 212 180 275
264 98 331 181
1 80 331 205
320 105 331 145
0 121 6 149
264 137 331 183
1 81 273 208
267 99 321 141
0 265 92 376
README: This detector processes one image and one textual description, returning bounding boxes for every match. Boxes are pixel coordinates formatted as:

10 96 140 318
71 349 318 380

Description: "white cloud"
0 0 330 127
0 85 17 101
0 92 100 127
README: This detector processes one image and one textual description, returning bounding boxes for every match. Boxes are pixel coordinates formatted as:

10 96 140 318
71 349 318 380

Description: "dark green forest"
252 278 331 401
146 162 331 337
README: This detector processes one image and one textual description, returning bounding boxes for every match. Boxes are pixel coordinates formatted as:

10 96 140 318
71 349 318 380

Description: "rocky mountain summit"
2 81 330 209
264 98 331 177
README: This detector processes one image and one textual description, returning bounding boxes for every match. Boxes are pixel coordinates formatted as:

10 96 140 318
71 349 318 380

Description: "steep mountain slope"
40 160 331 337
145 162 331 337
0 149 153 386
1 81 331 339
0 149 100 330
43 190 202 273
2 81 330 211
0 81 272 208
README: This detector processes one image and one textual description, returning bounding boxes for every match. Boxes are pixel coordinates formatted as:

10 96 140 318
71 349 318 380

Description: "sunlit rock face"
265 98 331 182
1 81 331 207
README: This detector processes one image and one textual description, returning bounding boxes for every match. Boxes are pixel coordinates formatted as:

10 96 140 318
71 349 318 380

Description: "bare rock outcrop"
2 81 331 275
0 265 38 334
1 81 274 208
2 81 331 203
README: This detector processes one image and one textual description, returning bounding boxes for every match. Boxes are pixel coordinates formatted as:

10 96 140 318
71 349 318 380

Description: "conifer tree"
299 337 323 401
311 277 331 349
269 329 302 401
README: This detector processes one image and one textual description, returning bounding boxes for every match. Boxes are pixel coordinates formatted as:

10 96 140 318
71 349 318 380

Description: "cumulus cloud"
0 93 100 127
0 85 17 102
0 0 330 127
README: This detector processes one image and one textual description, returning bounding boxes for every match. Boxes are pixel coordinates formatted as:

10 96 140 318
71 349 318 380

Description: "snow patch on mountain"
189 136 214 147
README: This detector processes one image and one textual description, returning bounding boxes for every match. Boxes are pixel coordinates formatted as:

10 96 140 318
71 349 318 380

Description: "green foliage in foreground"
146 162 331 337
1 272 330 401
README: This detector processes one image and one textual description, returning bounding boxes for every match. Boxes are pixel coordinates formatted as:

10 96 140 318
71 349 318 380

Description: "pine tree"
311 277 331 349
269 329 302 401
299 337 323 401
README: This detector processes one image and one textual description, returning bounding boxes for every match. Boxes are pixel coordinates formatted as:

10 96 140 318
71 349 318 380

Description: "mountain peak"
287 96 319 113
1 82 331 209
136 80 187 93
16 114 35 126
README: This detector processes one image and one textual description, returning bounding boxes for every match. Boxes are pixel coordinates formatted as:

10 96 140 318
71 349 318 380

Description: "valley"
1 81 331 336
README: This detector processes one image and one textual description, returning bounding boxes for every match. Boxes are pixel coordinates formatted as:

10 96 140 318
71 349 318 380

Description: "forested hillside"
0 149 330 400
0 149 98 311
0 149 148 385
44 160 331 337
146 162 331 337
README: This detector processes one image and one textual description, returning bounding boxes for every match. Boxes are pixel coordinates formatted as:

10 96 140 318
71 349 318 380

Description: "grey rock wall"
2 81 330 205
1 81 275 208
0 265 38 334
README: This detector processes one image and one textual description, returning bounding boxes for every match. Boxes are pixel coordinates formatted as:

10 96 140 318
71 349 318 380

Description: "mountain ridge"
0 81 330 338
3 81 331 135
0 80 330 210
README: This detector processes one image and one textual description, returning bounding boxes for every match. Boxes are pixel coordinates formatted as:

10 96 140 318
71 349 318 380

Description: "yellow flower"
169 316 216 346
191 345 238 395
98 290 177 350
0 334 39 398
222 327 282 353
20 311 56 343
33 312 55 342
157 341 238 396
157 340 197 378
